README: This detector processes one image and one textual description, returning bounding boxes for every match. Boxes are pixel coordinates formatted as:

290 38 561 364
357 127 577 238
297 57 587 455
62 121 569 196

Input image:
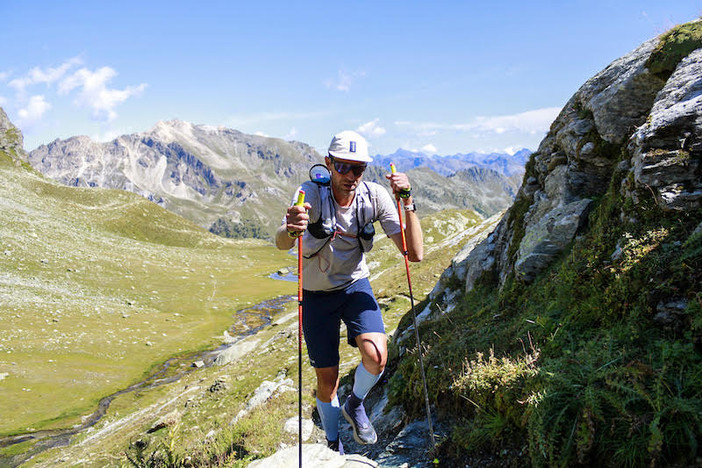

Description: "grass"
0 150 295 438
1 139 485 465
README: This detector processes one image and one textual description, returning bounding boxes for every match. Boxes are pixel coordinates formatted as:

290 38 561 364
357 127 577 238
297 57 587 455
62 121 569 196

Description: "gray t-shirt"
285 181 401 291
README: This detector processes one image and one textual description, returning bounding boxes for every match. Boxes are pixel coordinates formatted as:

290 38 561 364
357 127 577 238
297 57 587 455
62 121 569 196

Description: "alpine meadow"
1 16 702 468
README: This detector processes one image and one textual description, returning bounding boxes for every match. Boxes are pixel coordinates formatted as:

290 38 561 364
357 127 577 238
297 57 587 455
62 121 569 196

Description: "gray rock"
376 420 436 468
630 47 702 211
515 199 592 281
283 417 314 441
247 444 376 468
578 38 665 145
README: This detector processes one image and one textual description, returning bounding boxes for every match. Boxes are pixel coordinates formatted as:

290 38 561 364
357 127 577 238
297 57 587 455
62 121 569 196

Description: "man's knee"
357 334 387 374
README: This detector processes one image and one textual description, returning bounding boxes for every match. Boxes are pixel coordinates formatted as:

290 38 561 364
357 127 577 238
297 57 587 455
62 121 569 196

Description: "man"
276 130 423 454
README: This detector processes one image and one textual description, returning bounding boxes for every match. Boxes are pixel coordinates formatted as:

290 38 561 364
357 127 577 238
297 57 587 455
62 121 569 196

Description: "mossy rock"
646 20 702 77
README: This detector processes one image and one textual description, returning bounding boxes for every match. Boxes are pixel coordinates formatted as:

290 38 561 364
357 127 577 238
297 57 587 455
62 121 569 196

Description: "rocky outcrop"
628 48 702 211
0 107 27 164
452 21 702 288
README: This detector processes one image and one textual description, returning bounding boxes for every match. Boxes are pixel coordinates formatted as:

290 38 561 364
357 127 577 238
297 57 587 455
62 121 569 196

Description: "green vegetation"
0 148 295 441
209 216 269 240
646 20 702 78
388 156 702 466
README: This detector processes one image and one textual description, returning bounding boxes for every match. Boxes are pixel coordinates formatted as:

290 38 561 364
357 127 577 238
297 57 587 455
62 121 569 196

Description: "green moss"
646 20 702 78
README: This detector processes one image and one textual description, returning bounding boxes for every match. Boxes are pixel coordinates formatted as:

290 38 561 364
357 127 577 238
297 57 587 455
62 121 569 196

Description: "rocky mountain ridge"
28 123 525 235
372 147 532 177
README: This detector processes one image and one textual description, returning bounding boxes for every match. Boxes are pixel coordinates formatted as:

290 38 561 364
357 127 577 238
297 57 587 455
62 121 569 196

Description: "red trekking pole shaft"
390 164 435 446
291 189 306 467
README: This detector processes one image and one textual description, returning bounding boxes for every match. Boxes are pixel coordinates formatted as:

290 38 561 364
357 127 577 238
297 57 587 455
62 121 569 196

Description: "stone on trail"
247 444 377 468
283 416 314 441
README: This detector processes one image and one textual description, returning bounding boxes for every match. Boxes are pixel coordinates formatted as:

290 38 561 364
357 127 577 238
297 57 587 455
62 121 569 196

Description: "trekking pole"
390 164 435 447
290 189 306 467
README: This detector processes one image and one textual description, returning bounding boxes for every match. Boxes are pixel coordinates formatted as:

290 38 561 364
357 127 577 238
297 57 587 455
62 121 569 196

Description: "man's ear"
325 156 332 169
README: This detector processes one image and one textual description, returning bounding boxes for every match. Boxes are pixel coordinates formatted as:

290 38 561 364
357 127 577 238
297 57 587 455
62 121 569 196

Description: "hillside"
0 107 296 462
1 105 493 466
387 20 702 467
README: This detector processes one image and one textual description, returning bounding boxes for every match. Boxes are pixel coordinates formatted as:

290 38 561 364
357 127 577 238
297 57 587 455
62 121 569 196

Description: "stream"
0 293 296 466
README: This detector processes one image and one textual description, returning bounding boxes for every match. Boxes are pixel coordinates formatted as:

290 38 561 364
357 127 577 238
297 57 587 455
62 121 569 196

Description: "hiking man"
275 130 423 453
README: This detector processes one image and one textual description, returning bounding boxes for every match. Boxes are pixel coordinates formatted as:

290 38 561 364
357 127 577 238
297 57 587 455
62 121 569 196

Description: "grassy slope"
0 150 295 437
10 200 486 466
0 142 487 465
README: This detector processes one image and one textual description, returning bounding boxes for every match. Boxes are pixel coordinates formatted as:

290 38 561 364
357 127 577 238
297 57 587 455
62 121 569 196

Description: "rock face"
628 48 702 211
452 21 702 288
0 107 27 163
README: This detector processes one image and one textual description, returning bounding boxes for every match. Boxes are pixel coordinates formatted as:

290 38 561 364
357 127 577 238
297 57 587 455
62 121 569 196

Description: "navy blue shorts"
302 278 385 368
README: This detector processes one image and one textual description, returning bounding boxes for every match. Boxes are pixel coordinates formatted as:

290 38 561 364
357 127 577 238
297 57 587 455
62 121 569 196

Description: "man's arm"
385 172 423 262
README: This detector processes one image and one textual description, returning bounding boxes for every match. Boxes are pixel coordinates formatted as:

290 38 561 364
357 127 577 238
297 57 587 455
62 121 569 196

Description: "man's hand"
285 202 312 235
276 201 312 250
385 171 412 199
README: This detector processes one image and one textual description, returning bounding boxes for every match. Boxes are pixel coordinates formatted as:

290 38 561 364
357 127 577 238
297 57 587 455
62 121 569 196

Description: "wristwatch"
403 201 416 212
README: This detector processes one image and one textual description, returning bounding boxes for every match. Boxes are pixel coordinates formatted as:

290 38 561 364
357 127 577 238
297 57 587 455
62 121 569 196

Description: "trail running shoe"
342 398 378 445
327 437 344 455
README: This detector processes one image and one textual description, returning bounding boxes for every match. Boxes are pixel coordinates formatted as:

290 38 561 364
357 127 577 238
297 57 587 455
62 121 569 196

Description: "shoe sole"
342 405 377 445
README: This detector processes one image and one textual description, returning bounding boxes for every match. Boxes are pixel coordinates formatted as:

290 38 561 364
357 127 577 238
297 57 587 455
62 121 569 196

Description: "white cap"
327 130 372 163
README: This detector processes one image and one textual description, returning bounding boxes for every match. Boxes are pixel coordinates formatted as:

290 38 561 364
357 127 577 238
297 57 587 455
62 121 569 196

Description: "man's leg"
315 366 344 453
342 332 387 444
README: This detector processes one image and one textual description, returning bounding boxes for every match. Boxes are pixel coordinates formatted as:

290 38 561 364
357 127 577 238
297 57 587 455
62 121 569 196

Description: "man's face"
326 156 366 195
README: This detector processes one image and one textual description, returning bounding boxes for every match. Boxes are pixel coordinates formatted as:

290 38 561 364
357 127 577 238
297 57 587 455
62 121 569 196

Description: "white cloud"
16 95 51 127
421 144 437 154
284 127 298 140
357 118 386 137
59 67 147 121
466 107 561 134
324 69 366 92
254 131 269 137
0 96 6 106
9 57 82 95
395 106 561 136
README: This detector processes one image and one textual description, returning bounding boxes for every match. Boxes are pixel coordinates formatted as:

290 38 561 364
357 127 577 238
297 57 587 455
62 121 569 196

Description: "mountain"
28 124 525 235
371 147 532 177
28 120 321 237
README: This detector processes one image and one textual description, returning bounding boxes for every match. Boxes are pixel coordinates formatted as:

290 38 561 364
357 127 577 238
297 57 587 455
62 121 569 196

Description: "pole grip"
295 189 306 206
289 190 306 239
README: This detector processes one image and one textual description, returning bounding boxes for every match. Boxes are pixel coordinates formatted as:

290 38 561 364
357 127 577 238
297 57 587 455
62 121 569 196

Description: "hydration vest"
300 179 377 259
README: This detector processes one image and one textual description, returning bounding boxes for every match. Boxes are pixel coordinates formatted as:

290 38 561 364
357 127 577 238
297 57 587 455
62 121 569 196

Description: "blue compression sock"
316 396 340 441
349 362 383 406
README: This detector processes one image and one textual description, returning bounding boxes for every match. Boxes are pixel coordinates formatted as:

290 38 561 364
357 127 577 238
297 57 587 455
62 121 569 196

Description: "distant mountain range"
370 148 532 178
28 121 530 237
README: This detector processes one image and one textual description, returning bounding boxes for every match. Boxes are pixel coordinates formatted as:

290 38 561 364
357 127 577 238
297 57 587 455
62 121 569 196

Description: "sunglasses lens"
334 162 365 176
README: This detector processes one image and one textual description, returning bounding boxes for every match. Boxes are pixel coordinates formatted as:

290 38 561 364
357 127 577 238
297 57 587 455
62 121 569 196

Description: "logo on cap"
350 141 356 153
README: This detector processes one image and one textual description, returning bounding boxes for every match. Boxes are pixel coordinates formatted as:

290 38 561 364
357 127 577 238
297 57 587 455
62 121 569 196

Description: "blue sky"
1 1 700 156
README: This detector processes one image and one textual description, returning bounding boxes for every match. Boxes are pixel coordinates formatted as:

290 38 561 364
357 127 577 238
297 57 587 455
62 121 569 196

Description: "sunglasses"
330 157 366 177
